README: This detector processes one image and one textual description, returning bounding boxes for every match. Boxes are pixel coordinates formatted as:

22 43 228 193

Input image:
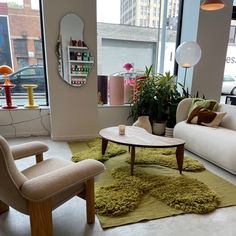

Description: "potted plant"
129 66 155 133
151 72 179 135
129 67 182 136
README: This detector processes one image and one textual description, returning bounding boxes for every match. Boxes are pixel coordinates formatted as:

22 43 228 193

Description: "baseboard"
51 133 99 141
3 131 50 138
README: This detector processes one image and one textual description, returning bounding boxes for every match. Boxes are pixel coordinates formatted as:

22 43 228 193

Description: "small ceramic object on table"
119 125 126 135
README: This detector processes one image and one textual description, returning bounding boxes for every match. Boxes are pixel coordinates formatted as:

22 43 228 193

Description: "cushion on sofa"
187 106 226 127
188 98 218 116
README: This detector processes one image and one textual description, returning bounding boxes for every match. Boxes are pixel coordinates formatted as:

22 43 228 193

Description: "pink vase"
109 76 124 105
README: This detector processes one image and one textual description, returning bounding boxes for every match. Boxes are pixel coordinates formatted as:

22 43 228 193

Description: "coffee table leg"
176 144 184 174
130 146 135 175
102 138 108 155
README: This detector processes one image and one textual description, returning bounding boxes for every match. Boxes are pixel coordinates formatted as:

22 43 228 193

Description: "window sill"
97 104 132 108
0 106 49 111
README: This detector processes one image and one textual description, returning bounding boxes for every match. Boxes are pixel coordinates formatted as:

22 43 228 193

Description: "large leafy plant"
152 72 180 123
129 66 181 126
129 66 155 121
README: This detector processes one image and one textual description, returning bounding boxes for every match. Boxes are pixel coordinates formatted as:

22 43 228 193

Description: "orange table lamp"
0 65 17 109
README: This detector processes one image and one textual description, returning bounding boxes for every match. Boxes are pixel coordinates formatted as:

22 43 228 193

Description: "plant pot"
133 116 152 133
164 127 174 138
152 122 166 136
109 76 124 105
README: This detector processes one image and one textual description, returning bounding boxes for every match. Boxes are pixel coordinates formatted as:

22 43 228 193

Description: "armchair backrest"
0 135 28 214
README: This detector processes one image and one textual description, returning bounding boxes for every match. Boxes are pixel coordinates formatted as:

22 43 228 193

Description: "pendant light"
200 0 225 11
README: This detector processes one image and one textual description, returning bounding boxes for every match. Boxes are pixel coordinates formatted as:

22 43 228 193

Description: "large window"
0 0 47 106
97 0 181 76
223 4 236 99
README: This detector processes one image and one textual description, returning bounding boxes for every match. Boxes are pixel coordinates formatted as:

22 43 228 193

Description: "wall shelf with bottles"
68 45 94 86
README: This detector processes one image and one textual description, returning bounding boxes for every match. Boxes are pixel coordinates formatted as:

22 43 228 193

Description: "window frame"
38 0 48 106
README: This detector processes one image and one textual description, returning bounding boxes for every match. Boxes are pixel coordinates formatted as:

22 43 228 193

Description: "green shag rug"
70 138 205 172
68 139 236 229
95 166 219 217
70 138 127 163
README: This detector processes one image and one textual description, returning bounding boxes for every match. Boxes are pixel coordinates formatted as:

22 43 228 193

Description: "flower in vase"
123 63 133 72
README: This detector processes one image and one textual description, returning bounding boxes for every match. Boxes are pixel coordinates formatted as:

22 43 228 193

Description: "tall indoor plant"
151 72 180 135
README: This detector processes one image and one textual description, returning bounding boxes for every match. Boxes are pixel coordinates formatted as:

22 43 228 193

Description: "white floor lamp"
175 41 202 89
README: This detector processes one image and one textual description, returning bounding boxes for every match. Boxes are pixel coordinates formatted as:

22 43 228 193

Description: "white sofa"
173 98 236 174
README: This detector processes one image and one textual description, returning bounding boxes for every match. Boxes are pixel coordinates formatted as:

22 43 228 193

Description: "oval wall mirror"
56 13 94 87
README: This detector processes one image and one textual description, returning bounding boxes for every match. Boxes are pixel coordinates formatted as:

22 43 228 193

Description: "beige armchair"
0 135 105 236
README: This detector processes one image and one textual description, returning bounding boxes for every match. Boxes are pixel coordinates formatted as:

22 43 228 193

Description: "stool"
22 84 39 108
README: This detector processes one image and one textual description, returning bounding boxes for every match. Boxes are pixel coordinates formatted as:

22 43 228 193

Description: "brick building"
0 0 42 71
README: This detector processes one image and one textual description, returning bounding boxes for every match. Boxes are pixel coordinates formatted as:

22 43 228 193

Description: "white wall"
0 107 50 138
98 105 132 130
42 0 99 140
179 0 233 100
192 0 233 100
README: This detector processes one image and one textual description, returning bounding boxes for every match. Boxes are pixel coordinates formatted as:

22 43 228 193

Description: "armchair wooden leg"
85 178 95 224
0 200 9 214
28 200 53 236
36 153 43 163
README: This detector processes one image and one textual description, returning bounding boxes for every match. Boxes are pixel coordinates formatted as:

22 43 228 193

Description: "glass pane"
223 19 236 99
0 0 47 106
97 0 180 76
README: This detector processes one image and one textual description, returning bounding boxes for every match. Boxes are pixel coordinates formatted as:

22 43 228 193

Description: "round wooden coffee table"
99 126 185 175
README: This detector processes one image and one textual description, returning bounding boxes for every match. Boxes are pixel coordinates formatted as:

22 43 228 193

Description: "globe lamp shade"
200 0 225 11
175 42 202 68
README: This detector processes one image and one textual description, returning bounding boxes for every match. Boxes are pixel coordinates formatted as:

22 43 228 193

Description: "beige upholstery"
11 141 49 160
11 141 49 163
174 98 236 174
0 135 105 236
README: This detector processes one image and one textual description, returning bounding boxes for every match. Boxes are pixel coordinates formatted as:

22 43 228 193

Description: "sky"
0 0 120 23
97 0 120 24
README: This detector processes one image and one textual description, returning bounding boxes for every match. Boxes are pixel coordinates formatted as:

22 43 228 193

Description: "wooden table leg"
130 146 135 175
102 138 108 155
176 144 184 174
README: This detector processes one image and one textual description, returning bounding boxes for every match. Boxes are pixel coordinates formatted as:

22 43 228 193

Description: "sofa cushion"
218 104 236 131
188 98 218 116
187 106 226 127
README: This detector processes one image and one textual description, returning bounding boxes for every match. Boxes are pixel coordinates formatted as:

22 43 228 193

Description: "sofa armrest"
176 98 192 123
11 141 49 160
21 159 105 201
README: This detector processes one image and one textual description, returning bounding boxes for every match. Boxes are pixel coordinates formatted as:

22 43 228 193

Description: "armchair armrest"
11 141 49 160
21 159 105 201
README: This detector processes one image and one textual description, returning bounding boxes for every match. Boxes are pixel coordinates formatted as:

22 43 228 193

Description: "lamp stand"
183 67 188 89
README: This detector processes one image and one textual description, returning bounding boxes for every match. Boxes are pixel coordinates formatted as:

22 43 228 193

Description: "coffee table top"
99 126 185 148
